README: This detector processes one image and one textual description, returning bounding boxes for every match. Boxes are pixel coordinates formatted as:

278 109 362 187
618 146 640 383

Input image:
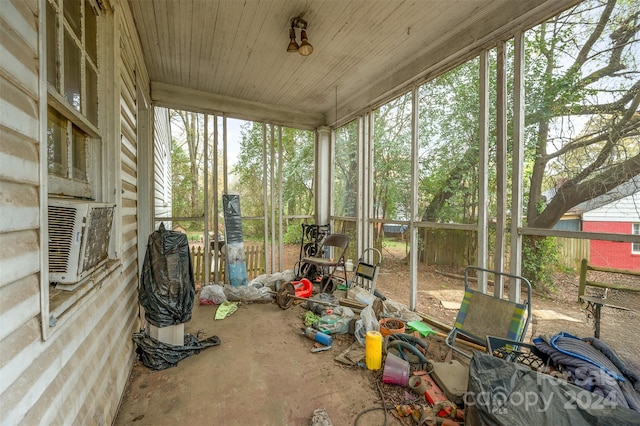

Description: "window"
43 0 113 332
633 224 640 254
46 0 100 198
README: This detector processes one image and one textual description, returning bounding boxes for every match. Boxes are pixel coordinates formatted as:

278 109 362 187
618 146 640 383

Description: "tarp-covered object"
466 352 639 425
133 331 221 370
223 193 248 286
139 223 195 327
534 332 640 411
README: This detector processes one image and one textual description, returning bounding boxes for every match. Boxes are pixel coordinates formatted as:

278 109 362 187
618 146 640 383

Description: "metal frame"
445 266 532 359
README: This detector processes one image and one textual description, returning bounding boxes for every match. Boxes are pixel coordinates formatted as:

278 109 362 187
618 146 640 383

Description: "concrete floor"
115 299 390 425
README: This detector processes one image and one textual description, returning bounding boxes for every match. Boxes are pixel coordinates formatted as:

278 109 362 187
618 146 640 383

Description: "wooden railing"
578 258 640 302
190 243 265 284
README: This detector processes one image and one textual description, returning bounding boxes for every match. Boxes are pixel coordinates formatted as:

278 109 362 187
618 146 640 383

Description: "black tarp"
132 331 221 370
139 223 195 327
465 352 639 425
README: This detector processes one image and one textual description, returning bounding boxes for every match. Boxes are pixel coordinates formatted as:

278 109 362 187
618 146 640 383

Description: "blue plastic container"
303 327 333 346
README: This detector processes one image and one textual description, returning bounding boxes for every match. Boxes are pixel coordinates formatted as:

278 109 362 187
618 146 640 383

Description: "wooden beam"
520 227 640 243
151 82 325 129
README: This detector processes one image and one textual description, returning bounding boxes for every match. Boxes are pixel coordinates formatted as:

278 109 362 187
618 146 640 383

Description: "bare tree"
526 0 640 228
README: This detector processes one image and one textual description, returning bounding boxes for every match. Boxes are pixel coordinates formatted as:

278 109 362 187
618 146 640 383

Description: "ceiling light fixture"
287 28 299 52
287 17 313 56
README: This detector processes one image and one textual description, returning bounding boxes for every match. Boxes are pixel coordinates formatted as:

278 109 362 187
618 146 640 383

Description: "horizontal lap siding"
0 1 144 424
0 1 43 422
153 107 171 218
7 270 138 424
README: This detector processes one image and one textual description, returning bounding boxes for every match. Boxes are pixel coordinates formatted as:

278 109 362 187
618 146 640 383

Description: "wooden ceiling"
128 0 580 128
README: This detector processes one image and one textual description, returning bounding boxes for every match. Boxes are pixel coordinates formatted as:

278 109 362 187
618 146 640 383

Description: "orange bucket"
379 318 405 337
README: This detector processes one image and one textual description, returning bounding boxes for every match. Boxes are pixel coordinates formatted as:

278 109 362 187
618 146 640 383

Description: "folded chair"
445 266 532 358
299 233 350 293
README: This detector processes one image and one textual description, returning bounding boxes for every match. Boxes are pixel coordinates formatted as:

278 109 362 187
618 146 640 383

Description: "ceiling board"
128 0 581 127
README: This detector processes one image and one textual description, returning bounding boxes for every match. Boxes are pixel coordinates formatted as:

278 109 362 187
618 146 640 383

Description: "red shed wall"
583 221 639 270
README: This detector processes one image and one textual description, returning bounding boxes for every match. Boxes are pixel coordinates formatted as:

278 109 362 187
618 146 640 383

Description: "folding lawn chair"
445 266 532 358
299 233 350 293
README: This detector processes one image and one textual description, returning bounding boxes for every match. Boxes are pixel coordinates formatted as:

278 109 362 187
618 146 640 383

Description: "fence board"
556 237 590 270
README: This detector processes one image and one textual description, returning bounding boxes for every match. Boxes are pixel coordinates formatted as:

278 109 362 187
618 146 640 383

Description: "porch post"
477 49 489 294
409 86 419 310
315 127 332 226
510 32 525 303
494 41 507 298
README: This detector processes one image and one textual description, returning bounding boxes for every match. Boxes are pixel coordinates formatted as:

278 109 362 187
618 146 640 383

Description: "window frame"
46 0 101 199
633 223 640 255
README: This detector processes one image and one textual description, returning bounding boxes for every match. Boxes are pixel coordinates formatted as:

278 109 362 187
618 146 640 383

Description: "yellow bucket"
365 330 383 370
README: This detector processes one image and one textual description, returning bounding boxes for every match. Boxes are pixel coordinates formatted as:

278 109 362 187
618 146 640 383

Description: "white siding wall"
583 193 640 222
154 107 172 219
0 1 147 424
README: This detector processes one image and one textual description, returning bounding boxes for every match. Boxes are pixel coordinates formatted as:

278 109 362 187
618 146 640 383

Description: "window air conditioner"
48 199 115 288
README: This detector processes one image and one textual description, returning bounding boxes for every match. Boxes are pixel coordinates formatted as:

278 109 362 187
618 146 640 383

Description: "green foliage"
239 218 264 240
334 120 358 217
232 122 315 218
373 94 413 220
282 223 303 245
522 0 640 228
170 139 193 218
522 235 560 292
417 58 482 223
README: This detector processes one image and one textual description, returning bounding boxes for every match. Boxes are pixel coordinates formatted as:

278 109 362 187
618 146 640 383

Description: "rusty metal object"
276 282 296 309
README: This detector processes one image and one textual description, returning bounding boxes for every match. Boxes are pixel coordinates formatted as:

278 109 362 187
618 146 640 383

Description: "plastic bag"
354 305 380 346
306 293 340 314
383 298 422 322
249 269 296 288
139 223 195 327
223 284 273 302
199 284 227 305
314 306 356 335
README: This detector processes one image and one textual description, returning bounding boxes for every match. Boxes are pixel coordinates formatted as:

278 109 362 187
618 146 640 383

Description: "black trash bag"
132 331 221 371
139 223 195 327
465 352 639 426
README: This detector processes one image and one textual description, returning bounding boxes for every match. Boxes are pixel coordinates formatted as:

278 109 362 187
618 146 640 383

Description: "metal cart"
350 247 382 294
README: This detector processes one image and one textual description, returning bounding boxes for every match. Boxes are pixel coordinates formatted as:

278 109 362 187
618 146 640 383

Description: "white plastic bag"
223 284 273 302
248 269 296 288
383 298 422 322
199 284 227 304
354 305 380 346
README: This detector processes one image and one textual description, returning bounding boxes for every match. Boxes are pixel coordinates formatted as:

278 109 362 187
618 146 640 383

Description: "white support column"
261 123 269 274
510 32 525 303
203 114 210 285
315 127 332 227
277 126 284 272
213 116 221 283
269 125 276 273
477 50 490 294
136 92 152 279
409 86 419 310
355 116 366 251
494 42 507 298
223 115 228 194
362 113 373 253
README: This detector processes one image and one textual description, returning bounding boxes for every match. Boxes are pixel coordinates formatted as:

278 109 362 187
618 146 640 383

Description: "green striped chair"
445 266 532 359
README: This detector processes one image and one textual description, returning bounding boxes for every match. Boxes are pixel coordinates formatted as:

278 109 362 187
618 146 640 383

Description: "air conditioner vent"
82 206 114 272
48 205 79 273
48 199 115 287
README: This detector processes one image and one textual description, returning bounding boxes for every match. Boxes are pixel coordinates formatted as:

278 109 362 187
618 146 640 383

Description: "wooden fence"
190 243 265 284
555 237 590 270
390 230 589 270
